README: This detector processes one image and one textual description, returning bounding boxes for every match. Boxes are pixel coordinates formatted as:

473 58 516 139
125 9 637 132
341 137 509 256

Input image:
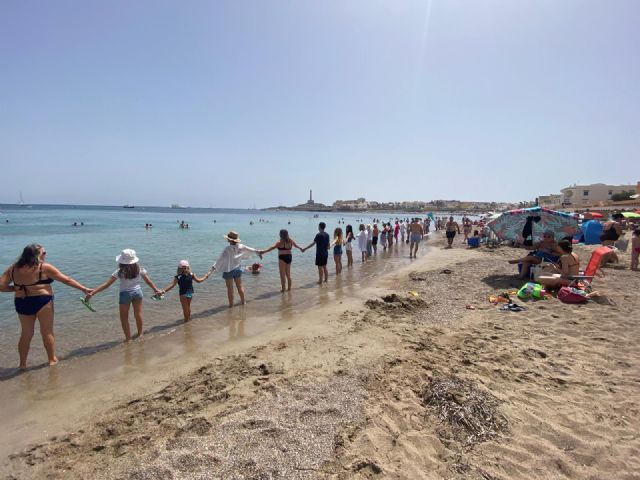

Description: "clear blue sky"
1 0 638 208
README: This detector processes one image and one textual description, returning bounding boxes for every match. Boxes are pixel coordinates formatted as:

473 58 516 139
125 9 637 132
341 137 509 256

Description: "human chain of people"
0 215 487 371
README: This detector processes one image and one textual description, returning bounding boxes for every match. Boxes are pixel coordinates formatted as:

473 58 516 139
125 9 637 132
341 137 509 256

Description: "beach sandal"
440 269 452 274
500 302 526 312
79 297 97 312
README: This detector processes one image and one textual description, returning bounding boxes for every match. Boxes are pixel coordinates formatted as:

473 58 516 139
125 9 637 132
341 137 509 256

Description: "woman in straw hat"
86 248 162 340
211 231 262 308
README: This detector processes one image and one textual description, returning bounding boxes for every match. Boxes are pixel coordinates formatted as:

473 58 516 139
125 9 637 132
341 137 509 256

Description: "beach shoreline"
3 235 639 479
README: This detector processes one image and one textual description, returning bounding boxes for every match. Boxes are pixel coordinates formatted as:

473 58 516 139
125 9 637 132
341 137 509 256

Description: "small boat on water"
123 205 135 209
18 192 32 208
171 204 186 209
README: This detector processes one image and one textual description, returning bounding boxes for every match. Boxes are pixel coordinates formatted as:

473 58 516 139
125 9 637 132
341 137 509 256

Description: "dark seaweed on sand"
422 376 508 447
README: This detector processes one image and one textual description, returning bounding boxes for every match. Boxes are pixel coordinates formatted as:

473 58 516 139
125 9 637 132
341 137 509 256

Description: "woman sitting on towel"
508 230 563 279
536 240 580 289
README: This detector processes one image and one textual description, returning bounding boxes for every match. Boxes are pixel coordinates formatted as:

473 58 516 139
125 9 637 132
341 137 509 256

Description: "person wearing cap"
160 260 211 322
86 249 162 340
211 231 262 308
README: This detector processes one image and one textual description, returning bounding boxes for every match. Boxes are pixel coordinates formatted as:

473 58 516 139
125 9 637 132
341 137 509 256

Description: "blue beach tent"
581 220 602 245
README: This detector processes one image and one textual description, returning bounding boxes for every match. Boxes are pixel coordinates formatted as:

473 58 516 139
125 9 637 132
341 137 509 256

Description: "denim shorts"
119 288 143 305
222 268 243 280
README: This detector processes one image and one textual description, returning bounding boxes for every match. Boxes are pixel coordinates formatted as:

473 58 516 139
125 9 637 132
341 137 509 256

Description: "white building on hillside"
560 183 636 207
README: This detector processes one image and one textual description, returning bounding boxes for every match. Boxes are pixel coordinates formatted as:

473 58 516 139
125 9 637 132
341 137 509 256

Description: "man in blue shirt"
302 222 330 284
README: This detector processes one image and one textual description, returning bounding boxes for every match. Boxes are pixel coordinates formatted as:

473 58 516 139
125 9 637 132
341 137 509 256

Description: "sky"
1 0 638 208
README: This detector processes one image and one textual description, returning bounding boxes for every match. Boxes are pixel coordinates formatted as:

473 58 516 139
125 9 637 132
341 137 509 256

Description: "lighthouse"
307 189 315 205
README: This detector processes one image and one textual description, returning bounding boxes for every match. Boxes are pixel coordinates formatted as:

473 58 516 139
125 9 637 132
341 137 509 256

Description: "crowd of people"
1 216 454 370
506 212 640 289
11 210 632 372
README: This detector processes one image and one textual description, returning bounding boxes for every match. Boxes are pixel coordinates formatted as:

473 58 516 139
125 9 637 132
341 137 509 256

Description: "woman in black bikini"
600 213 624 246
0 244 91 369
259 230 303 292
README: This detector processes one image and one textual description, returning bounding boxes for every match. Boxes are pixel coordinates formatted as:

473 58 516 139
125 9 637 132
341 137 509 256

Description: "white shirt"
112 267 147 292
400 223 406 233
357 231 368 252
213 244 257 273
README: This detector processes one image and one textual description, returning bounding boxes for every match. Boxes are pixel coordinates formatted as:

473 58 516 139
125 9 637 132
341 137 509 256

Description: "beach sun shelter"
487 207 579 243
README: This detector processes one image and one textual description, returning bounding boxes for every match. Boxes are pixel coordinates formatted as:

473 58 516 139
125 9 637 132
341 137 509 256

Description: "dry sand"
3 235 640 479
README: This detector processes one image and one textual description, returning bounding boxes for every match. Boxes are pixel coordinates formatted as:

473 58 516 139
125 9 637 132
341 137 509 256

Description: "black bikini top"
277 242 292 250
11 264 54 292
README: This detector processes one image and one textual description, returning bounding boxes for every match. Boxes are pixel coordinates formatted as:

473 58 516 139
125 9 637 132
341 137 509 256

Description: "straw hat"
223 231 241 243
116 249 139 264
178 259 190 268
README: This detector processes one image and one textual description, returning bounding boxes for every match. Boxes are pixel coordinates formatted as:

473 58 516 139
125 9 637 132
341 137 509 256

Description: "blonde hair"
334 227 343 244
177 264 192 275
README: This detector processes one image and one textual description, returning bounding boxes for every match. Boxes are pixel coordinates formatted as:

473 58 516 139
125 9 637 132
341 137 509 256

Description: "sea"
0 204 465 378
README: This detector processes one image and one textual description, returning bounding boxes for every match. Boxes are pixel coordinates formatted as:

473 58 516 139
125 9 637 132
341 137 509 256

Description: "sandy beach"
3 234 639 479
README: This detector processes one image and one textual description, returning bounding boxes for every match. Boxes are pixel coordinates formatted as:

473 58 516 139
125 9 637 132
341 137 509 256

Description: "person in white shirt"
400 220 407 244
357 224 368 263
86 249 162 341
211 231 261 308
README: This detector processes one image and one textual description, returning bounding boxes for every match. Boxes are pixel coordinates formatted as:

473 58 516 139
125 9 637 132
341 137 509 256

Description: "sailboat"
18 192 32 208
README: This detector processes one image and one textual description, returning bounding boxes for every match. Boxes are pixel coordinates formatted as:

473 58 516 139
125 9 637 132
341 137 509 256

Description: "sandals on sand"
501 302 526 312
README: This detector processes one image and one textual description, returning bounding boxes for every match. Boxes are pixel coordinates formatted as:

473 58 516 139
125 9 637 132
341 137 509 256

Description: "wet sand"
2 235 639 479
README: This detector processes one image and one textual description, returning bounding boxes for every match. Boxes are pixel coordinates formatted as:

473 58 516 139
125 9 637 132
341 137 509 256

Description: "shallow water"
0 205 461 375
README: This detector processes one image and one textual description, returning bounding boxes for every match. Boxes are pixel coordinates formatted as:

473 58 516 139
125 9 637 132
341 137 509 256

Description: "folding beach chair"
567 246 609 288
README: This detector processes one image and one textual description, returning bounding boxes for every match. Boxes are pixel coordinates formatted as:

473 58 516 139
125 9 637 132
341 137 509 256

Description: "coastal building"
560 183 636 207
332 198 369 211
538 194 563 208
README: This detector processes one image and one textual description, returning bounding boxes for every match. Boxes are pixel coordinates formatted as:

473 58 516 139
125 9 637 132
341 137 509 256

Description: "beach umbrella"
487 207 579 242
589 212 603 219
621 211 640 218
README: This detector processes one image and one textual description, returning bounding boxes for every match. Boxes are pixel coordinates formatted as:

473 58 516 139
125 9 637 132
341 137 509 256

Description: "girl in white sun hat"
86 249 162 340
160 260 211 322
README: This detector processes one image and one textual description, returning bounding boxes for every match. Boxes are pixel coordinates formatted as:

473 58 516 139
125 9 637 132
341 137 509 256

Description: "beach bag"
517 282 544 300
557 286 588 304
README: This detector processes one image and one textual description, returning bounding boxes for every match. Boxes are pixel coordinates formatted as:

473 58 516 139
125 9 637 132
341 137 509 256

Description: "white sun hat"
116 249 139 265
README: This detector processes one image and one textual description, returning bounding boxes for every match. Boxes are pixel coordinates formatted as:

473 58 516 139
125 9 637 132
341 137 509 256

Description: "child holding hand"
161 260 210 322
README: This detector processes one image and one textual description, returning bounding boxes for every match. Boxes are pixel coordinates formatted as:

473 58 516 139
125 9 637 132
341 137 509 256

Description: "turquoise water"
0 205 447 376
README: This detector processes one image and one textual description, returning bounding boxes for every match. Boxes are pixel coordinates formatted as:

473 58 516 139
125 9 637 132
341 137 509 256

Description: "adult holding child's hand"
0 244 91 370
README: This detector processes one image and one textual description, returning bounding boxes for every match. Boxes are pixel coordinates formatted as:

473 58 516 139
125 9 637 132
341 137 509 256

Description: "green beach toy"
79 297 97 312
151 293 165 301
